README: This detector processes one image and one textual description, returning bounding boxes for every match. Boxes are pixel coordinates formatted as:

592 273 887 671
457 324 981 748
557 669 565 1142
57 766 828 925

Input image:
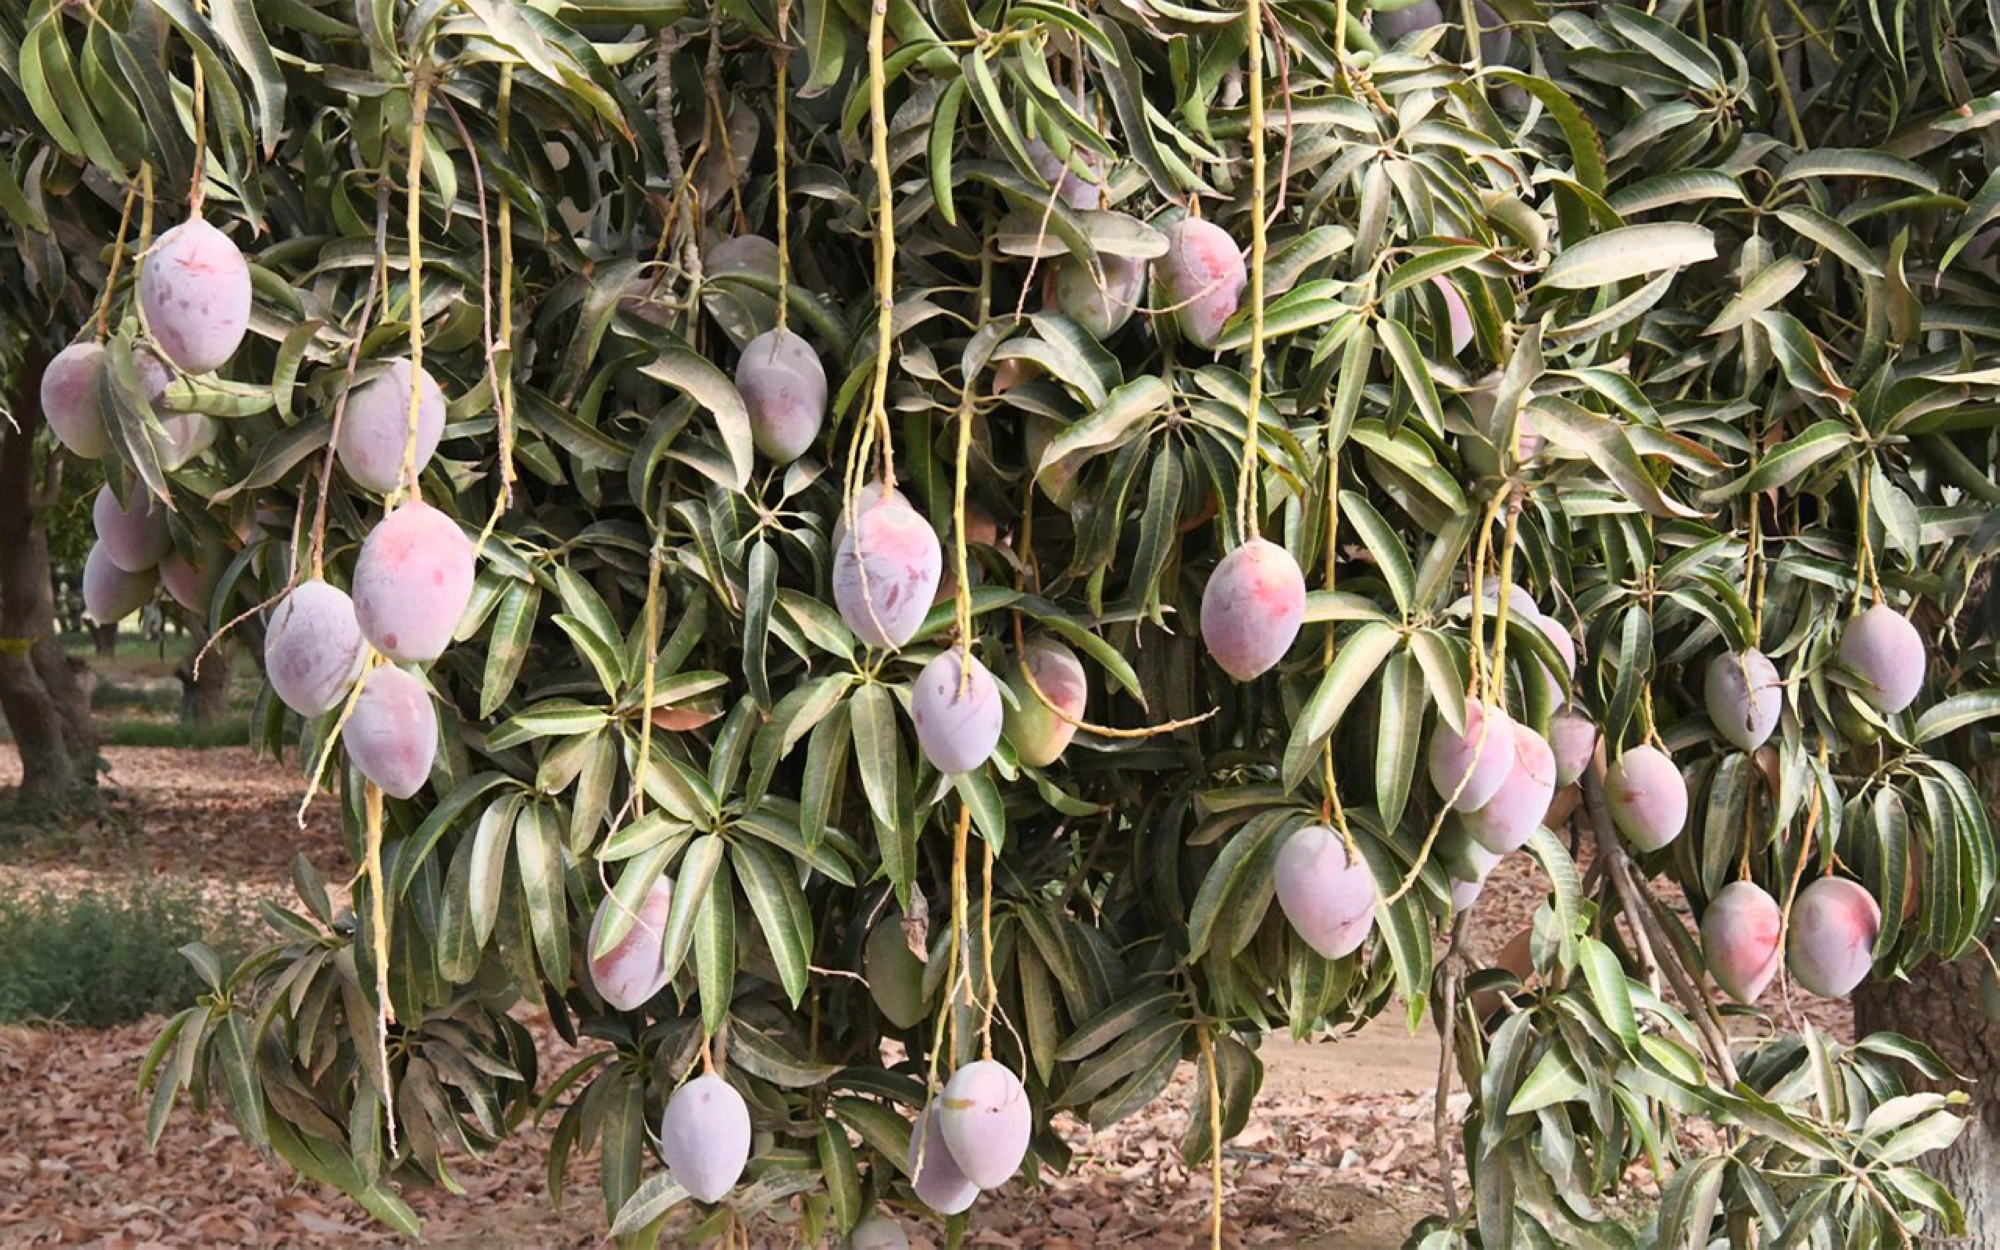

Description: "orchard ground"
0 728 1853 1247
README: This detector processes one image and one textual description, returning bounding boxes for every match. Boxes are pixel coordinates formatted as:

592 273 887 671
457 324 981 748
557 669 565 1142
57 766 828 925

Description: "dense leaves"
8 0 2000 1244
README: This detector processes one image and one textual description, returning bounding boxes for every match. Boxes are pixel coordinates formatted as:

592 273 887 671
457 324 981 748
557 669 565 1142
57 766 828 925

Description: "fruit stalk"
1235 0 1269 543
400 67 434 502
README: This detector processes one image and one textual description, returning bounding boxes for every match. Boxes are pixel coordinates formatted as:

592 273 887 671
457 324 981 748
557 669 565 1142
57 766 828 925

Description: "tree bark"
0 346 97 805
92 622 117 657
1855 949 2000 1245
177 633 230 728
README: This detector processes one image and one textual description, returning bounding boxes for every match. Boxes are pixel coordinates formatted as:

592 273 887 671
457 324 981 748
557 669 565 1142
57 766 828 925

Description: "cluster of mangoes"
46 221 246 623
1400 578 1921 1008
46 216 477 803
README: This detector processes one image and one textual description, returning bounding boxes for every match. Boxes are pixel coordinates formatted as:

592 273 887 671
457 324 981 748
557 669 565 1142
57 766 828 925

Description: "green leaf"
652 832 724 980
694 856 737 1035
1779 148 1941 193
1528 395 1700 519
514 805 570 987
1540 224 1717 291
1578 937 1639 1052
929 76 967 227
730 839 812 1005
1281 624 1401 791
743 538 778 709
210 0 286 154
730 1023 839 1087
1507 1044 1588 1115
1378 317 1444 433
639 343 752 490
1915 691 2000 742
1601 4 1723 90
1701 419 1849 502
1035 375 1169 479
1374 651 1425 832
609 1172 688 1237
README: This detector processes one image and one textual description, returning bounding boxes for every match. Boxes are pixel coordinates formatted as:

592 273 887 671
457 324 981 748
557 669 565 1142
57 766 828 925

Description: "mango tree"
7 0 2000 1243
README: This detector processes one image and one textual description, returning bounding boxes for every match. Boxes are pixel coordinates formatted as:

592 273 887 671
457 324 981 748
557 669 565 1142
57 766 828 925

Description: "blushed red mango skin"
1705 649 1782 751
1428 701 1516 812
264 579 366 717
831 488 943 650
659 1074 752 1203
1159 218 1246 349
586 875 675 1011
1273 824 1378 959
337 358 447 493
83 543 157 623
909 1103 978 1214
1199 539 1306 681
345 665 438 799
911 650 1003 775
1787 877 1882 998
139 220 252 374
42 343 111 458
1003 637 1087 767
937 1059 1033 1189
1606 745 1687 852
1549 710 1598 787
93 484 170 573
1701 880 1783 1004
1460 725 1556 853
1838 605 1925 714
736 327 826 463
351 502 476 664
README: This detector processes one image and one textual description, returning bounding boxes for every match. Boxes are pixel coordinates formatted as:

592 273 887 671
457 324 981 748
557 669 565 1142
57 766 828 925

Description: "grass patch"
91 681 181 713
100 716 252 748
0 880 249 1026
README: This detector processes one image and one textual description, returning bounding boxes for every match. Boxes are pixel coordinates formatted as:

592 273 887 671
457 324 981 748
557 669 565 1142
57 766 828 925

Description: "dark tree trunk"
0 346 97 805
177 633 230 728
1855 949 2000 1244
92 622 117 657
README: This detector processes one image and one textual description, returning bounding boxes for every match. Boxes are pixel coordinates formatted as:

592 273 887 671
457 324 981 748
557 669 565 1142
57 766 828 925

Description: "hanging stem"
953 371 976 695
863 0 899 495
635 526 664 822
399 68 434 504
309 181 391 581
980 838 997 1059
1487 485 1525 706
1432 910 1472 1221
94 176 142 340
362 780 397 1151
949 802 972 1064
475 66 519 548
1463 490 1507 701
1234 0 1269 544
188 9 208 213
1317 360 1361 856
1854 460 1883 607
1196 1024 1225 1249
774 0 792 336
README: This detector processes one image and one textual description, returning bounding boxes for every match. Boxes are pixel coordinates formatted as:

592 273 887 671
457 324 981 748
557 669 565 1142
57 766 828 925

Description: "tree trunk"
1855 949 2000 1245
0 346 97 805
92 622 117 657
177 633 230 728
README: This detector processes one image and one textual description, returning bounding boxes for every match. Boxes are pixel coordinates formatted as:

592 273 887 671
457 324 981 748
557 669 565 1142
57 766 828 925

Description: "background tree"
6 0 2000 1245
0 207 101 806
